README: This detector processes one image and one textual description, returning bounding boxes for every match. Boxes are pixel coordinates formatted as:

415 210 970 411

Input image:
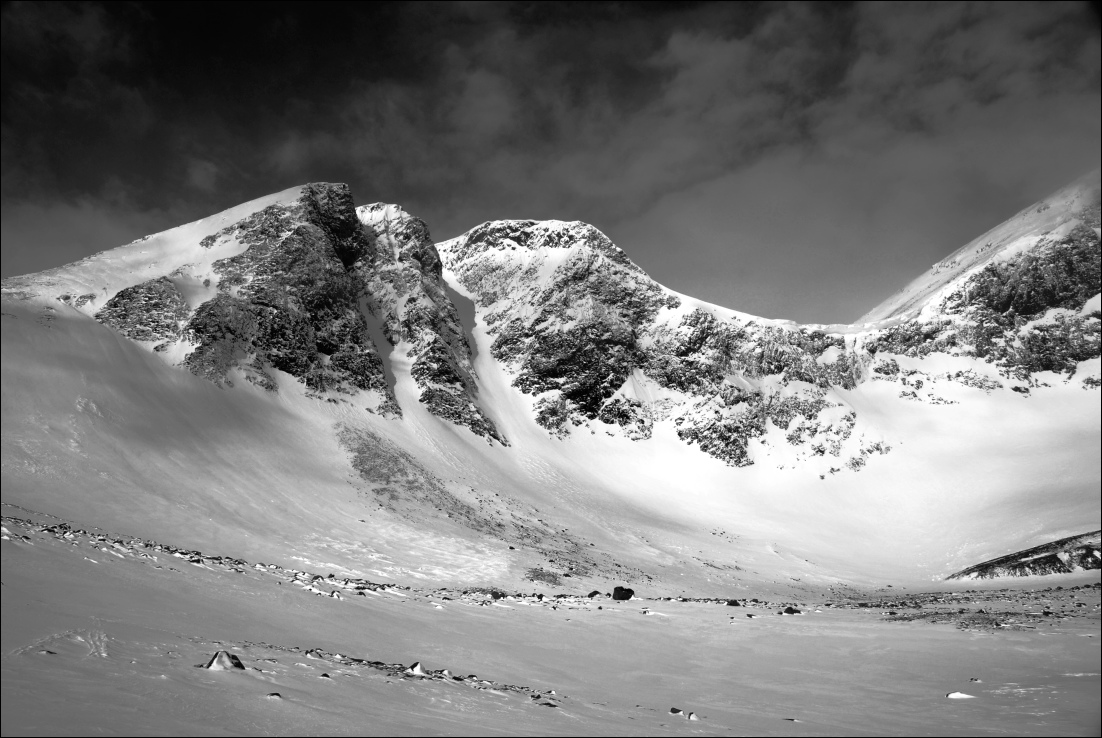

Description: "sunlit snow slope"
860 169 1101 323
3 176 1100 590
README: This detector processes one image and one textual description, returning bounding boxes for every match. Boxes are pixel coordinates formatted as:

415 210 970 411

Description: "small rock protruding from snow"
405 661 428 677
202 650 245 671
265 692 282 700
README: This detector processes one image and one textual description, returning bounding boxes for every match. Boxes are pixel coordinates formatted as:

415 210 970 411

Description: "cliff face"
356 204 505 444
9 184 506 439
438 220 879 468
184 185 392 398
87 184 396 410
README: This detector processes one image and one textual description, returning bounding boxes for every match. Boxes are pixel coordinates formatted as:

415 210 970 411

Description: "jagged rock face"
439 220 875 466
78 184 396 412
441 220 677 441
42 185 509 440
355 204 506 444
646 312 867 466
948 530 1102 579
439 194 1101 468
95 277 190 342
182 184 392 401
868 207 1101 383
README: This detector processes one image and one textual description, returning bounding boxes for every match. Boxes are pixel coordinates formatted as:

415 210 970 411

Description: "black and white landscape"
2 3 1099 736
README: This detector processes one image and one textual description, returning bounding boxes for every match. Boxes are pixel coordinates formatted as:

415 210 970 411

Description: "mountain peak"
438 218 637 275
860 168 1101 324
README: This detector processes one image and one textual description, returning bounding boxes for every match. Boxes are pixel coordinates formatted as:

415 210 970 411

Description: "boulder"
612 586 634 601
587 590 602 598
726 599 741 606
202 650 245 671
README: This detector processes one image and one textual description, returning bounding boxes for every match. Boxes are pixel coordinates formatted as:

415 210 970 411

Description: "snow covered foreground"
3 510 1099 735
1 174 1100 734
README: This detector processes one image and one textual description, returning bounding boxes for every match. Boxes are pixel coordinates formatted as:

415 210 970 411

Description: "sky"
2 2 1099 323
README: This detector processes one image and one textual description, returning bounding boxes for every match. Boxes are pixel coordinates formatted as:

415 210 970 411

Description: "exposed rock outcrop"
947 530 1102 579
868 209 1102 382
356 204 506 444
184 184 392 403
64 185 512 440
439 220 878 467
438 190 1100 468
95 278 190 342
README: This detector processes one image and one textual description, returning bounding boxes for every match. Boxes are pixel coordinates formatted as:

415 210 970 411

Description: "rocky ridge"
90 184 398 409
868 207 1101 385
948 530 1102 580
79 190 506 440
4 184 515 438
438 189 1100 468
6 176 1099 472
440 220 883 467
355 204 505 443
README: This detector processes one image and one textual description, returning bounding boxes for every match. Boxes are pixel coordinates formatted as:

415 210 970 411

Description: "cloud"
2 2 1099 320
0 3 131 64
186 159 220 193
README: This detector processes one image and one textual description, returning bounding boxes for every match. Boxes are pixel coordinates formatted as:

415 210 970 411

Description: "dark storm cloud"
2 1 1099 322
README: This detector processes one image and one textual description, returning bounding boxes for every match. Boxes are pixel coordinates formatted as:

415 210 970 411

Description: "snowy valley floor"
2 505 1099 737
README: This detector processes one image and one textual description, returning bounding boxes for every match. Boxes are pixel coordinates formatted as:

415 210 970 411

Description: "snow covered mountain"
439 171 1100 470
948 529 1100 580
2 174 1099 591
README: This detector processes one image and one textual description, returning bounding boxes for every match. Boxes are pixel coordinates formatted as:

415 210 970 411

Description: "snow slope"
859 169 1101 323
3 174 1100 735
2 185 308 311
3 510 1099 736
3 177 1099 592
